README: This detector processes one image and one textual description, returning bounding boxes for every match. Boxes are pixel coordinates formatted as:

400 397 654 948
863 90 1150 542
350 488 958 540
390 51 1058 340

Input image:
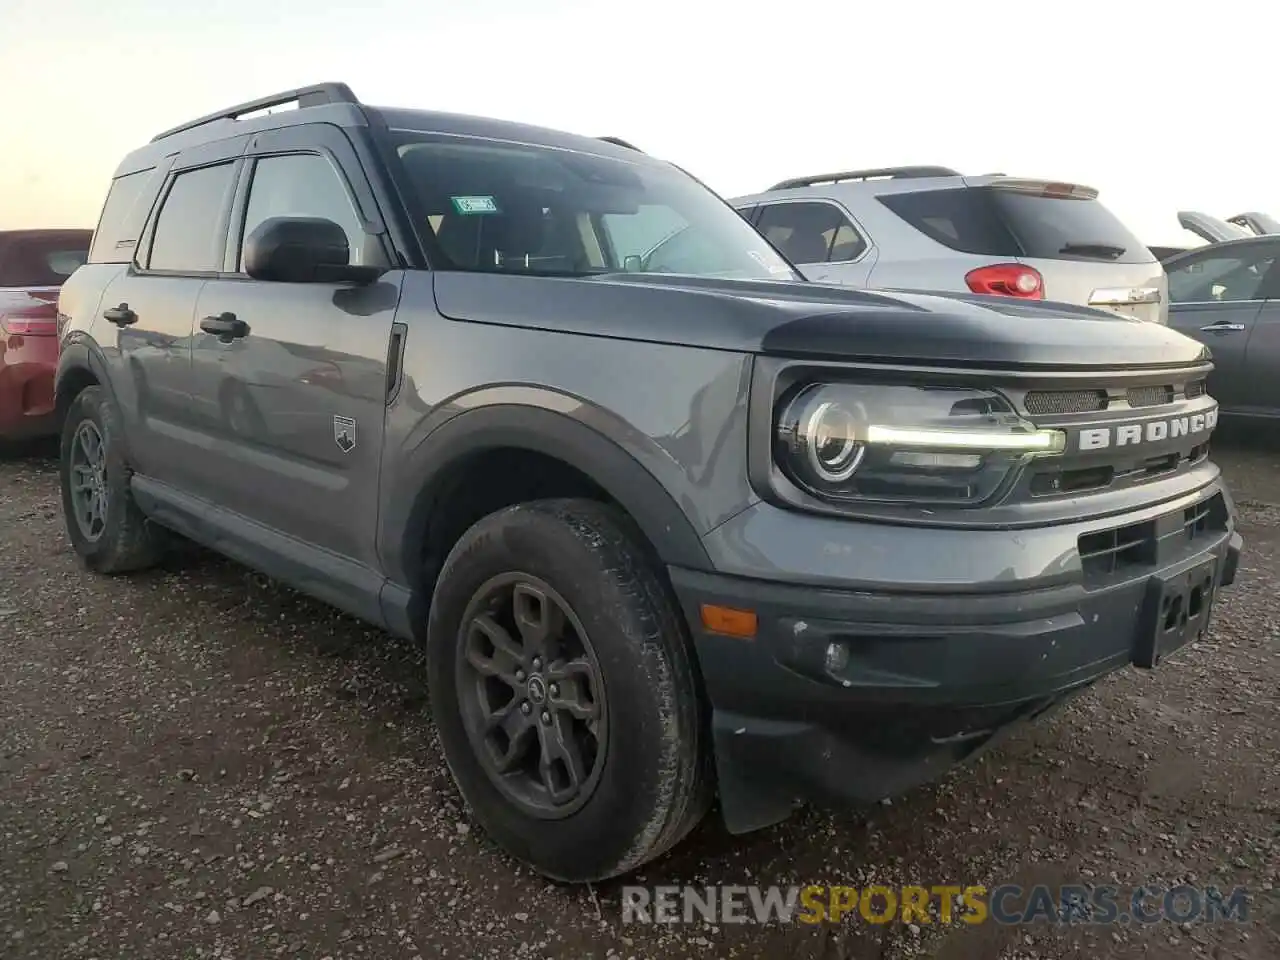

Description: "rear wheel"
59 386 164 573
426 498 711 882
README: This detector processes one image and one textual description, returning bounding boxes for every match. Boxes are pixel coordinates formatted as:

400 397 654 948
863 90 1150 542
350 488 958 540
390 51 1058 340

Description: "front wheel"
59 385 164 573
425 498 711 882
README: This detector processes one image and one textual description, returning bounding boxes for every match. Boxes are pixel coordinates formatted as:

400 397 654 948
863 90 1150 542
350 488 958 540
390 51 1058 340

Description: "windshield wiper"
1059 242 1126 259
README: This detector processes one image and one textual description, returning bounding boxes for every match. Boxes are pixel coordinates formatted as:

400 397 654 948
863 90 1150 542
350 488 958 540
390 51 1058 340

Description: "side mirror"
243 217 381 284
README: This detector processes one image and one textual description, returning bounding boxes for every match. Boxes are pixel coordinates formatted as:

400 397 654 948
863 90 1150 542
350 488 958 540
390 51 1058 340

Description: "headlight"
775 383 1065 506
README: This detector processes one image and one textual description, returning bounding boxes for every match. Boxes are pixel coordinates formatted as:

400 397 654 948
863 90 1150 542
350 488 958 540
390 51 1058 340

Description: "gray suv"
729 167 1169 323
56 83 1243 883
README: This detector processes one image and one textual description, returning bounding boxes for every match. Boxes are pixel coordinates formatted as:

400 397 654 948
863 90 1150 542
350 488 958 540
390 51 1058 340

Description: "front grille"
1029 444 1209 498
1077 493 1227 582
1024 389 1107 416
1127 384 1174 408
1186 379 1206 399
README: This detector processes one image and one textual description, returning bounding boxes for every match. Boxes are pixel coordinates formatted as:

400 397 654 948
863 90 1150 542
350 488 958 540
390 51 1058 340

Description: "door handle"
1199 321 1246 333
200 312 249 341
103 303 137 326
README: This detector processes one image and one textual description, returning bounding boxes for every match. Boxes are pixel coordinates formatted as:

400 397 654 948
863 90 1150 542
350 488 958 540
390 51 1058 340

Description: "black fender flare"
381 403 712 589
54 336 118 425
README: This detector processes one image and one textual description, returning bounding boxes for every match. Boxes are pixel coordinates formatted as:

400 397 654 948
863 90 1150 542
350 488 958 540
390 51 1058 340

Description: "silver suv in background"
729 166 1168 323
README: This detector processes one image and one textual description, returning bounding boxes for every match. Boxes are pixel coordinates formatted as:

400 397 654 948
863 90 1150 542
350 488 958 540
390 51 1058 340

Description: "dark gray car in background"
1165 235 1280 419
54 83 1243 882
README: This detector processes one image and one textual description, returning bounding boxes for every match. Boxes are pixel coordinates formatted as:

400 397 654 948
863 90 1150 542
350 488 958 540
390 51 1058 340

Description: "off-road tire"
59 385 164 573
425 498 712 882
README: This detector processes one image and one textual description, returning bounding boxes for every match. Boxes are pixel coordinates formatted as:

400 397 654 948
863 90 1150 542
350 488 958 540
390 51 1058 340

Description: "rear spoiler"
984 177 1099 200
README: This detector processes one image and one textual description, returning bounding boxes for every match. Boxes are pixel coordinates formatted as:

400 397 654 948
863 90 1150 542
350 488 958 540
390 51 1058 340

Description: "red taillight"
0 299 59 336
965 263 1044 299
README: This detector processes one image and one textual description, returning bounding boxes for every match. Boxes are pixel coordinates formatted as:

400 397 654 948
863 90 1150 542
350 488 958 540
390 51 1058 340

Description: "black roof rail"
767 165 961 191
597 136 642 151
150 82 360 143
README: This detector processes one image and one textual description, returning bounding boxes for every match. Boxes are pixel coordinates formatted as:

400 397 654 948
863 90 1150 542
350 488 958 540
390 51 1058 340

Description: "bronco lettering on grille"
1077 407 1218 451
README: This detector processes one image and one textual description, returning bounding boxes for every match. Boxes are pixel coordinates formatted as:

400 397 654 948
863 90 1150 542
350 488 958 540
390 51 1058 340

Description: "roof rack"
767 165 961 191
597 136 642 151
150 82 360 143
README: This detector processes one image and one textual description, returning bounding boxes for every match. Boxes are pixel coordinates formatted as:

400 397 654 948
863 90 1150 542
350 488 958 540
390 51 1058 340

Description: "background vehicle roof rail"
767 165 961 190
597 136 642 151
150 82 361 142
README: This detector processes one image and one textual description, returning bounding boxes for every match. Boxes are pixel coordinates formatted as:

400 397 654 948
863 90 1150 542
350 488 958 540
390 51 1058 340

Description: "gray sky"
2 0 1273 246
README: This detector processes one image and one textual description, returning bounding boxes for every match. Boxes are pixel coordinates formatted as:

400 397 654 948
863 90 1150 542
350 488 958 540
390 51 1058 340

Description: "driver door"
1166 243 1276 412
185 125 401 569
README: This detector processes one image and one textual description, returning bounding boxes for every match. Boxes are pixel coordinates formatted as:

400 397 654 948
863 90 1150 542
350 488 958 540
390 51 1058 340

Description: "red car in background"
0 229 92 442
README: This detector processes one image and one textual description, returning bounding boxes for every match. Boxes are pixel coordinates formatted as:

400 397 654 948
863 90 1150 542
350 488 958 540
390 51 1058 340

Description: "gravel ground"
1 436 1276 960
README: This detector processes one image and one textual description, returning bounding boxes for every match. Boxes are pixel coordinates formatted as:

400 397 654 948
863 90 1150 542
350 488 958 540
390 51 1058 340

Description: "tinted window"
240 153 368 268
148 163 236 272
89 169 156 264
390 134 798 281
991 190 1152 264
755 202 866 264
0 232 91 287
736 205 759 224
880 186 1152 264
878 188 1020 256
1167 248 1279 303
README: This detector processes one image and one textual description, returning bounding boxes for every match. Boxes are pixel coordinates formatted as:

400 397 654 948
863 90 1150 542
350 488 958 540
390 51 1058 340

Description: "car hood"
431 272 1210 370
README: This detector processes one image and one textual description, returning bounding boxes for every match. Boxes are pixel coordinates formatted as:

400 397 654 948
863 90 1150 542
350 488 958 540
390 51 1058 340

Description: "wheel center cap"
526 674 547 704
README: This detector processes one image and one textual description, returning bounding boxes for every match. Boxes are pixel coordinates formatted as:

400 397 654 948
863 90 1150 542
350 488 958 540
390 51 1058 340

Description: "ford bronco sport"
56 83 1243 883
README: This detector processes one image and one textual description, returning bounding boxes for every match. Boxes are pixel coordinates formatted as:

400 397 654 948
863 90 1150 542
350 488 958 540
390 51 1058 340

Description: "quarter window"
147 163 236 273
240 153 367 268
89 169 155 264
755 201 866 265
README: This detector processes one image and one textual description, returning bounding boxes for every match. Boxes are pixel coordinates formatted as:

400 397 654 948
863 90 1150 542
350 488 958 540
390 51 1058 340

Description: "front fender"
378 397 714 590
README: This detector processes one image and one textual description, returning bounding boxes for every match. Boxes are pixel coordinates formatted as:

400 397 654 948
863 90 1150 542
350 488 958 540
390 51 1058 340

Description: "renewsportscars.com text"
620 883 1250 926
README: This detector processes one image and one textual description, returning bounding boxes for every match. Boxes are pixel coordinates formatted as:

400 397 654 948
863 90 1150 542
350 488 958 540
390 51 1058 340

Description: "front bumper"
670 480 1243 834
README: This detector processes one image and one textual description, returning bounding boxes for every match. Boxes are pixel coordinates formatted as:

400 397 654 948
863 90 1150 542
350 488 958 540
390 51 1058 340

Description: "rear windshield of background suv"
878 187 1154 264
0 233 90 287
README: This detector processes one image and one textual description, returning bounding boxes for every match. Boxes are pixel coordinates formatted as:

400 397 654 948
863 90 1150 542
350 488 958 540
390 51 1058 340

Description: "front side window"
1167 250 1278 303
239 153 368 268
389 133 798 281
148 163 236 272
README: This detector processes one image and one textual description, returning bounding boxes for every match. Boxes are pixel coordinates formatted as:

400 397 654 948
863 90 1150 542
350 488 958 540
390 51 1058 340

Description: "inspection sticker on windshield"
451 195 500 215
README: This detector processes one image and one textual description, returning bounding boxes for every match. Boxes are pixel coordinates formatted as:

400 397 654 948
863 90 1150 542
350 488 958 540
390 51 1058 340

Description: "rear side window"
88 170 155 264
147 163 237 272
879 187 1153 264
0 233 91 286
755 201 867 265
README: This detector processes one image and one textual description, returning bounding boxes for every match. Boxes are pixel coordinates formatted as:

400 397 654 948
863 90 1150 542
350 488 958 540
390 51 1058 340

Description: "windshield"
389 132 799 281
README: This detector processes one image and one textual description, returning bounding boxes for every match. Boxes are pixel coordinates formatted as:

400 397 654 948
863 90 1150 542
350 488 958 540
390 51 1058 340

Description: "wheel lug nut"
548 683 559 697
532 658 542 670
540 711 551 725
515 670 525 682
520 702 531 715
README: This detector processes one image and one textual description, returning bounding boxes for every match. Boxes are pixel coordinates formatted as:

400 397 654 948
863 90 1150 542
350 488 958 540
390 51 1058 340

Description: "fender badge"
333 415 356 453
